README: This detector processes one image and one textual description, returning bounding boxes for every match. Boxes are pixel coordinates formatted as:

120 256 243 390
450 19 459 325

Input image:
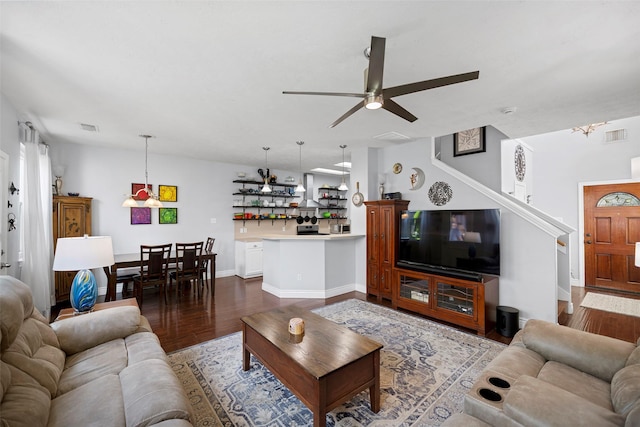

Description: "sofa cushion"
538 360 612 410
120 359 192 426
522 319 635 382
125 332 168 365
0 361 51 427
0 277 31 351
504 375 625 427
51 306 142 355
626 346 640 366
1 317 66 396
612 364 640 416
57 338 128 396
48 374 126 427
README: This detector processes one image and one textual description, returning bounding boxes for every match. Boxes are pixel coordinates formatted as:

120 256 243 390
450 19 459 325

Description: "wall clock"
428 181 453 206
514 144 526 182
352 181 364 207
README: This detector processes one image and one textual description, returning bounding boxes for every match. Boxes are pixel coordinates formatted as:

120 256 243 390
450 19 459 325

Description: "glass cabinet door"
399 274 430 304
436 282 474 316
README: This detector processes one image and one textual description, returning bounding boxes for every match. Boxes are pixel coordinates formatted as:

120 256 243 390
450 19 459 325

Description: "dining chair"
133 243 172 306
170 241 204 297
199 237 215 291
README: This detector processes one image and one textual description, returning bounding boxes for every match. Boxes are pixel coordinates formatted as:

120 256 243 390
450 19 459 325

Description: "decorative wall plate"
514 144 526 182
409 167 425 191
393 163 403 174
428 181 453 206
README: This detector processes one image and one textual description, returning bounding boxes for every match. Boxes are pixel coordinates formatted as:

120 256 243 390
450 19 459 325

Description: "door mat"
580 292 640 318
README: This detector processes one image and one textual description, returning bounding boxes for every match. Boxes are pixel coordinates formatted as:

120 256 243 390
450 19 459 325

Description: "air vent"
80 123 99 132
604 129 627 143
373 131 411 142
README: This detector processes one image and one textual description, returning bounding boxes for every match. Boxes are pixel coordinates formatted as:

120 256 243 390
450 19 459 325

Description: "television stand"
392 267 499 336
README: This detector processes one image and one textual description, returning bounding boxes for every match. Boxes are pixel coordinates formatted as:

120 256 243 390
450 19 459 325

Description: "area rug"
168 299 506 426
580 292 640 318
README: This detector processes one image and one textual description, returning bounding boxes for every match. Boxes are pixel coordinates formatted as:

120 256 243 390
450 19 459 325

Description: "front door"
584 183 640 293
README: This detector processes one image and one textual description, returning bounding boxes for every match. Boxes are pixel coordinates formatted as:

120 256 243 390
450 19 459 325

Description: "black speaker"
496 306 519 337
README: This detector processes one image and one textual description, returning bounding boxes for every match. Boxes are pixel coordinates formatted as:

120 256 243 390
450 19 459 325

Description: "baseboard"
262 282 357 299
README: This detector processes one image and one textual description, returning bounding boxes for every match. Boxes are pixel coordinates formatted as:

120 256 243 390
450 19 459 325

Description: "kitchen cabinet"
235 239 263 278
394 267 499 336
364 200 409 302
52 195 92 303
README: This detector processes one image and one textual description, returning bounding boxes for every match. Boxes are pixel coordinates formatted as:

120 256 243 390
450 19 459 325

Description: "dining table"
103 250 217 302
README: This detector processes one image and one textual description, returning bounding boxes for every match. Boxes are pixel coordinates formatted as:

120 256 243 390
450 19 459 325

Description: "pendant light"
122 135 163 208
295 141 305 193
338 144 349 191
261 147 272 193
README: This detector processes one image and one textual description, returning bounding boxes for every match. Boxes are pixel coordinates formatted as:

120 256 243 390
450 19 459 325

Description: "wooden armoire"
53 195 92 303
364 200 409 302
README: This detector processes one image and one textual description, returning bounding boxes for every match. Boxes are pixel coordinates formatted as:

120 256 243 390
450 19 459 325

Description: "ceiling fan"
283 36 479 128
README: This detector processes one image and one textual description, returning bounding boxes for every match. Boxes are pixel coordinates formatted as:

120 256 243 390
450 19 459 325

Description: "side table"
55 298 139 322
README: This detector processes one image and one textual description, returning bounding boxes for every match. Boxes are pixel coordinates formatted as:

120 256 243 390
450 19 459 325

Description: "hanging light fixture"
571 122 608 137
338 144 349 191
261 147 272 193
122 135 163 208
295 141 305 193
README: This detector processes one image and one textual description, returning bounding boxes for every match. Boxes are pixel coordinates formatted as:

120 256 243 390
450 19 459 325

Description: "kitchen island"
261 234 365 298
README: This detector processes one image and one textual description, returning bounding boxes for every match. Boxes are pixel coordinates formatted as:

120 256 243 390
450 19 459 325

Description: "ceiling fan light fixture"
365 94 384 110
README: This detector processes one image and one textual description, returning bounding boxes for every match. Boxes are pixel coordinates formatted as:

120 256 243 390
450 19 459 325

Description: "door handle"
585 241 592 244
0 262 11 269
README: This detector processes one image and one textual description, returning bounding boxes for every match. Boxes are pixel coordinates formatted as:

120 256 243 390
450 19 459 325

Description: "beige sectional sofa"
0 276 193 427
445 319 640 427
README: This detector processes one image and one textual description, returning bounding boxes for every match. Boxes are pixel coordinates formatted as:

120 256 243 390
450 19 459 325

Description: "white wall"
50 140 305 277
0 95 22 277
520 116 640 283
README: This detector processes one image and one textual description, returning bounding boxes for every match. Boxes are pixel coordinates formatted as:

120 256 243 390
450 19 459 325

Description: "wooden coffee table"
241 305 383 427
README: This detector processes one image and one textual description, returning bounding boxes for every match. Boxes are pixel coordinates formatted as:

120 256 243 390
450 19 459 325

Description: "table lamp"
53 235 115 313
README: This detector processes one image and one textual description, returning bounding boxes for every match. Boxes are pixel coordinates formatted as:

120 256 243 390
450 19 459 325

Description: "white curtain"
20 126 54 318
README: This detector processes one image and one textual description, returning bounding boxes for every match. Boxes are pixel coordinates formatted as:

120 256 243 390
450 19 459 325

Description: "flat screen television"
397 209 500 279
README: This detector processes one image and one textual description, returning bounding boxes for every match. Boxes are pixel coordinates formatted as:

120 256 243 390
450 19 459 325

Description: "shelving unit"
232 179 299 223
317 186 348 220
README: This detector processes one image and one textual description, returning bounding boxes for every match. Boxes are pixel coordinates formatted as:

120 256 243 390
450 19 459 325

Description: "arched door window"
596 192 640 207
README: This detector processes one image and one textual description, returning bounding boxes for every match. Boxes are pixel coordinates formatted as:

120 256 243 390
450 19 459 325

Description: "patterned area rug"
168 299 506 426
580 292 640 317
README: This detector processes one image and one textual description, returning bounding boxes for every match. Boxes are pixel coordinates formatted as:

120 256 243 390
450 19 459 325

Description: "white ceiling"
2 1 639 172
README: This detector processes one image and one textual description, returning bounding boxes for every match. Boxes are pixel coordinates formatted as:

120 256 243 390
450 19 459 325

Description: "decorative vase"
70 269 98 312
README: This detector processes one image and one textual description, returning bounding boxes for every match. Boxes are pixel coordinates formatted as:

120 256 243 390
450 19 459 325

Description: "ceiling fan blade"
365 36 385 94
383 71 480 99
329 102 364 128
283 90 365 98
382 99 418 123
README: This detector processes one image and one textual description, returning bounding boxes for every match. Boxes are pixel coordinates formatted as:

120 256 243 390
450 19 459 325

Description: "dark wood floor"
61 276 640 353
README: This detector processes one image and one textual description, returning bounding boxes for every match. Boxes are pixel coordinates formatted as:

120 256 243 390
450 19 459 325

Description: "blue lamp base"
70 269 98 313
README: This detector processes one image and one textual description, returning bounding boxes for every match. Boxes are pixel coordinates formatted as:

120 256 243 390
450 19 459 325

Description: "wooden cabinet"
52 195 92 303
394 267 499 336
365 200 409 301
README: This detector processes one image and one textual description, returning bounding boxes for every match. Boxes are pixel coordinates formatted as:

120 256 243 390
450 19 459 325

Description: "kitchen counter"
262 233 363 241
261 234 365 298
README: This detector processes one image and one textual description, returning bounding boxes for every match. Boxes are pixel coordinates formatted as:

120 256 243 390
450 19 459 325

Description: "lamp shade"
53 236 114 313
53 236 115 271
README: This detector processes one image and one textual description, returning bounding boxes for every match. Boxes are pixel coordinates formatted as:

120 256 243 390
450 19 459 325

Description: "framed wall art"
159 207 178 224
131 207 151 225
159 185 178 202
453 127 486 157
132 183 152 200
